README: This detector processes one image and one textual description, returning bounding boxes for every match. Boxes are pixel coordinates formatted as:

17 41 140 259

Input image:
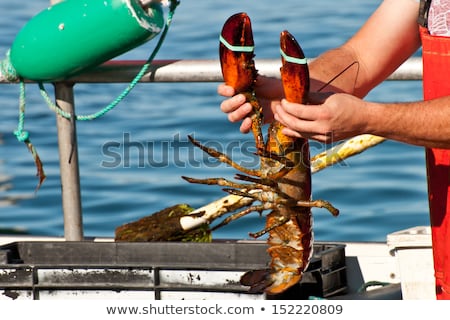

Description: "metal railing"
64 56 423 83
0 55 423 240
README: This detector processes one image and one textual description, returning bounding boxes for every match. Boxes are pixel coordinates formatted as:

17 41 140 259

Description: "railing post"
50 0 83 241
54 82 83 241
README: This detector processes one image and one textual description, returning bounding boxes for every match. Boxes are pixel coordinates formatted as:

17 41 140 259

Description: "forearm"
365 98 450 149
309 0 420 98
309 47 364 96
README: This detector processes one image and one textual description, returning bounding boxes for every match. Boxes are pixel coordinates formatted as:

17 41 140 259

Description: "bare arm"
366 98 450 148
309 0 421 97
276 93 450 149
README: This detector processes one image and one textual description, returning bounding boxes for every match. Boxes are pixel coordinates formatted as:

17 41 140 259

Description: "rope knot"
14 129 30 142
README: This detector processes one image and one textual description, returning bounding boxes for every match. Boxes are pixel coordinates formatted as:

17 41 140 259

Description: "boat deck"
0 226 434 300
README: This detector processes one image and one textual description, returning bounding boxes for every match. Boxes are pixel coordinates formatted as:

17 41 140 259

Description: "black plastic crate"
0 241 346 300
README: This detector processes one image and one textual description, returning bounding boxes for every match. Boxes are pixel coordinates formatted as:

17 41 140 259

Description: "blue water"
0 0 430 241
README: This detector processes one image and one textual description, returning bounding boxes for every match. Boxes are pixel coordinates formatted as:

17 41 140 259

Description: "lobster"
182 12 339 295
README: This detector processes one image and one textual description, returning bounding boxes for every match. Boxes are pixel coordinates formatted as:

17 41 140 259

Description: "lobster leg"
297 199 339 217
187 135 264 177
249 212 291 238
181 176 259 190
212 204 273 231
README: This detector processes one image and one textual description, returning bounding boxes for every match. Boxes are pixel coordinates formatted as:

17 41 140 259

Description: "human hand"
217 76 284 133
274 92 369 143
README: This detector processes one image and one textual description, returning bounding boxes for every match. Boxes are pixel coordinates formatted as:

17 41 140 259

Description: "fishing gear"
0 0 180 189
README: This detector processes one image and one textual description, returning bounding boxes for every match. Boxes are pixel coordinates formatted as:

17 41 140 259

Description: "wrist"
360 100 383 136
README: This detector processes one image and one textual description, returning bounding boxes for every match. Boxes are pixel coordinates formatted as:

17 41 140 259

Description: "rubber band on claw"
280 48 307 65
219 35 254 53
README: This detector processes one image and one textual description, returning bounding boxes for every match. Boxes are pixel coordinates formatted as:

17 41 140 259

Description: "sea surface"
0 0 430 241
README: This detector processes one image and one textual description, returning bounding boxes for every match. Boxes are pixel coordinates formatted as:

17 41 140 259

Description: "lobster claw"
219 12 257 93
219 12 264 151
264 31 311 163
280 30 310 104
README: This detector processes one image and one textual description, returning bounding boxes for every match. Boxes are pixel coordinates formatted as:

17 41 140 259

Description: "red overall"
420 26 450 299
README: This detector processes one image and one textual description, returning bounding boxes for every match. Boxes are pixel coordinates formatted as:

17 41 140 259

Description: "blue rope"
14 79 46 189
39 0 179 121
13 81 29 142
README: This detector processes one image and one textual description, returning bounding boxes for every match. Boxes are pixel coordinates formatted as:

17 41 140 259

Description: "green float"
9 0 164 81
